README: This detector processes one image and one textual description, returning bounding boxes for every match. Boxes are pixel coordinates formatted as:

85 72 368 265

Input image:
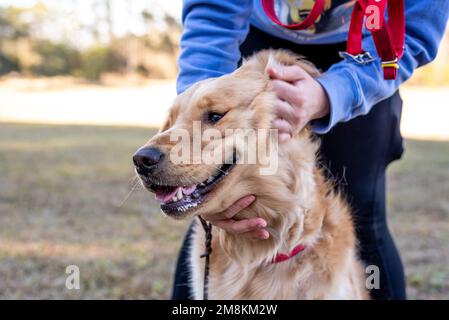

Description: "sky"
0 0 183 47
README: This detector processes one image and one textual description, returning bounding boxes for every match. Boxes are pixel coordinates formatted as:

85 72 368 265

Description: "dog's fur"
139 50 369 299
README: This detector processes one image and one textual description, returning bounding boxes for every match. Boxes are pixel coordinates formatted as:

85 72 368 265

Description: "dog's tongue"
155 185 197 204
155 187 179 204
182 185 197 195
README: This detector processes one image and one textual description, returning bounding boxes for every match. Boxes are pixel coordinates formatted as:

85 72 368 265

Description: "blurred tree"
29 0 48 38
80 45 124 80
105 0 114 41
141 10 154 24
0 53 19 74
3 38 41 74
0 7 30 40
31 40 81 76
0 7 30 74
164 14 181 32
0 1 181 79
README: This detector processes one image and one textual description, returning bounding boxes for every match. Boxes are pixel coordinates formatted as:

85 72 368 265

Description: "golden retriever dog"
133 49 369 300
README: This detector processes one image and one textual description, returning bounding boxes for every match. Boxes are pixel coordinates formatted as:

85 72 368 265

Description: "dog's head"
133 50 320 219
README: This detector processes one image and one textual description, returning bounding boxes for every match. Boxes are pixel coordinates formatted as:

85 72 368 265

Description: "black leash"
198 216 212 300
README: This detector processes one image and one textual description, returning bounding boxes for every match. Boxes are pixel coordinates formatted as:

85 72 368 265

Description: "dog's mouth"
144 155 237 216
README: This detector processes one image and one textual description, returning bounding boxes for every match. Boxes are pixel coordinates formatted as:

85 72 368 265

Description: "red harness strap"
347 0 405 79
272 244 306 264
261 0 406 80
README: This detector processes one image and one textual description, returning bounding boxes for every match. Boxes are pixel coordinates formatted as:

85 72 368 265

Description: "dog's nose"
133 147 164 171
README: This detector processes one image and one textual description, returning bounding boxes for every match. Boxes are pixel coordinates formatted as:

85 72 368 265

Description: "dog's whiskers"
180 172 203 186
119 178 141 207
128 174 140 185
203 163 228 175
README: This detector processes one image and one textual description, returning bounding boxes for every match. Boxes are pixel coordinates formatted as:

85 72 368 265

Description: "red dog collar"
272 244 306 264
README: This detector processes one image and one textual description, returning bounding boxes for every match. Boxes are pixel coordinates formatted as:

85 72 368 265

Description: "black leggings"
172 26 407 300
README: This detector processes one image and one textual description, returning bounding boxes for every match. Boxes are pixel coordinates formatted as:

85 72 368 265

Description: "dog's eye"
205 112 224 124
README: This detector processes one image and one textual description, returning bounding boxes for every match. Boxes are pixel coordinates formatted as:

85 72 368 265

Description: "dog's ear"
264 52 284 76
243 49 321 78
159 104 180 133
266 50 321 78
293 59 321 78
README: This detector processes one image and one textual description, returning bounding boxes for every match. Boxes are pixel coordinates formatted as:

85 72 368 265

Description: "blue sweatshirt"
177 0 449 133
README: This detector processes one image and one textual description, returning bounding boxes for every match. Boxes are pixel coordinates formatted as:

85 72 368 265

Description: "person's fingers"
278 132 292 143
205 195 255 221
245 228 270 240
271 80 304 106
268 65 308 83
274 99 296 124
272 118 293 135
212 217 267 234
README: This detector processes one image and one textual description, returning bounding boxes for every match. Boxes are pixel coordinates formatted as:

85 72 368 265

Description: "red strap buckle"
381 57 400 80
381 57 399 69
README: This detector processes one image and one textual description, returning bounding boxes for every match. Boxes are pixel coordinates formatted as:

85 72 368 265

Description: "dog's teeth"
176 201 199 212
177 188 183 200
206 176 214 183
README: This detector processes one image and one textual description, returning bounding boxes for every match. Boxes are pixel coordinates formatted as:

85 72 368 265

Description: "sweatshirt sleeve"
313 0 449 133
176 0 253 94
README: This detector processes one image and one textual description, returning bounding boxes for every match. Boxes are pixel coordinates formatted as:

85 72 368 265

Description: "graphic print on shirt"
276 0 355 35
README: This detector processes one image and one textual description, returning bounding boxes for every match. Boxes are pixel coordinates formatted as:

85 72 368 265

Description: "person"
171 0 449 300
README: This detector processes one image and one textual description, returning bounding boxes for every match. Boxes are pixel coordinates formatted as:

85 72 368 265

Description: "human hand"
267 65 330 143
200 195 269 240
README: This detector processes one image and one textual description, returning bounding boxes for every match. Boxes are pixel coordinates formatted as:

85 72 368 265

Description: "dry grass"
387 140 449 299
0 123 448 299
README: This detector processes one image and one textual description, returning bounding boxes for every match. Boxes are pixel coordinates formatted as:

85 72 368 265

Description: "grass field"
0 122 448 299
